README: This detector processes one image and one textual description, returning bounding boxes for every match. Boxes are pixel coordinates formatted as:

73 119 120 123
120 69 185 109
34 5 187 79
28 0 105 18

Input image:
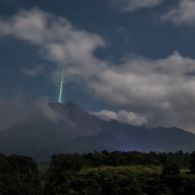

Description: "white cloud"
1 9 195 131
0 96 62 131
92 52 195 105
0 8 105 80
111 0 162 12
89 52 195 130
161 0 195 26
92 110 147 126
21 65 44 77
33 97 62 122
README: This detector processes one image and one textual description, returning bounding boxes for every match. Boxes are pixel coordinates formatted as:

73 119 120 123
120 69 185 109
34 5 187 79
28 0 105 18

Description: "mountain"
0 101 195 159
0 101 107 158
56 126 195 154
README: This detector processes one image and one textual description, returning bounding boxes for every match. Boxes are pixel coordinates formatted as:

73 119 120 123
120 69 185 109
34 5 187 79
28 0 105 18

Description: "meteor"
58 65 64 103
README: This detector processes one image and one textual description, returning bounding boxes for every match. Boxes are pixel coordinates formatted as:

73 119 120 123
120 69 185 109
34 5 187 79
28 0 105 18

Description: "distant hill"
0 101 195 159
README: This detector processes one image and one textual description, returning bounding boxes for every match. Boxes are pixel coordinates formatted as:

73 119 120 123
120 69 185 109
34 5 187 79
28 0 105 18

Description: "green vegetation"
1 151 195 194
0 154 41 194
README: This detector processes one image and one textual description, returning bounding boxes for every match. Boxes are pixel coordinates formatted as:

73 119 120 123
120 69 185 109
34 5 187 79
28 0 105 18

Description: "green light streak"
58 66 64 103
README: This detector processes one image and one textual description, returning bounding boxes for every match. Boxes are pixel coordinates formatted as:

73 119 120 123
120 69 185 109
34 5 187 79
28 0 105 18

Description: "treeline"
48 150 191 168
1 151 195 194
43 151 195 194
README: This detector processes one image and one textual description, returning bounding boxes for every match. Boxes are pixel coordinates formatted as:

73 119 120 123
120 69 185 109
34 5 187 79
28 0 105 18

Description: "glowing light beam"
58 65 64 103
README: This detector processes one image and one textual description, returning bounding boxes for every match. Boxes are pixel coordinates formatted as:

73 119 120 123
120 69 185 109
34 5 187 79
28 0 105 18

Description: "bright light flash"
58 66 64 103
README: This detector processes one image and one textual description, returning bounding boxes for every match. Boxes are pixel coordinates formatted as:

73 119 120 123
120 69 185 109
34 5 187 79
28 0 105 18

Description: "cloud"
0 8 106 128
21 65 44 77
0 96 62 131
88 52 195 130
92 110 147 126
0 96 30 131
161 0 195 26
0 8 105 80
111 0 162 12
1 9 195 131
33 97 62 122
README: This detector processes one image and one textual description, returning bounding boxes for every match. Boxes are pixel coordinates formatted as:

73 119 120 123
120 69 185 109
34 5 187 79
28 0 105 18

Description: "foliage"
43 151 195 195
0 151 195 194
0 154 41 194
162 158 180 177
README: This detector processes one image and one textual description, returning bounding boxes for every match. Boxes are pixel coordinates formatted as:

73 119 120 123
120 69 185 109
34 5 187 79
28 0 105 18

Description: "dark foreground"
1 151 195 194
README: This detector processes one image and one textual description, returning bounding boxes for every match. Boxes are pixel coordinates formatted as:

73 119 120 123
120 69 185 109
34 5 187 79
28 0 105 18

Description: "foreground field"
1 151 195 194
44 165 195 194
43 151 195 194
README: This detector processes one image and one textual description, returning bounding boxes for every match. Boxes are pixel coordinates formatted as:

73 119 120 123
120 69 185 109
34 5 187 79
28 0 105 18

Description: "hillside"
0 101 195 158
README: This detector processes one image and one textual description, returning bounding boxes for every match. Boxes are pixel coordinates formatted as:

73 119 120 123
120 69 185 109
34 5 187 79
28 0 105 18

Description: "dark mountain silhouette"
0 101 195 159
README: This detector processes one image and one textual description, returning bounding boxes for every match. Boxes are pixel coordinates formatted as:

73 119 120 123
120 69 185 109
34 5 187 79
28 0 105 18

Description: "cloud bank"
0 96 62 131
161 0 195 26
92 110 147 126
111 0 162 12
0 8 105 79
1 8 195 131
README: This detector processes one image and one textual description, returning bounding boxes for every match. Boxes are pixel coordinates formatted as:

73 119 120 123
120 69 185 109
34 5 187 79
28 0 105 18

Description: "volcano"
0 101 195 159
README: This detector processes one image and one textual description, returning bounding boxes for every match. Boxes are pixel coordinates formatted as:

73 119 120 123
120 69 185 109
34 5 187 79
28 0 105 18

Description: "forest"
1 151 195 194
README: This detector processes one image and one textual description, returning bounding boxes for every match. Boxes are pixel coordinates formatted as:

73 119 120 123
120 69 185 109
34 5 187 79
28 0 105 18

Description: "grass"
80 165 195 179
80 165 161 176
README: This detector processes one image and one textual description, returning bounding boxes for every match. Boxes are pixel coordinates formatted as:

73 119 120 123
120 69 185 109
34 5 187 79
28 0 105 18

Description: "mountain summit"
48 101 100 125
48 101 85 118
0 101 195 159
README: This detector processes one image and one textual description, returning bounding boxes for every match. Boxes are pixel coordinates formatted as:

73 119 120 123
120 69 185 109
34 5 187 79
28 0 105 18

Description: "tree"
162 159 180 177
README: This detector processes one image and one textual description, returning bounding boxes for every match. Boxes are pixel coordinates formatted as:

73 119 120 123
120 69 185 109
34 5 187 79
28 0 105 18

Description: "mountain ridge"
0 101 195 159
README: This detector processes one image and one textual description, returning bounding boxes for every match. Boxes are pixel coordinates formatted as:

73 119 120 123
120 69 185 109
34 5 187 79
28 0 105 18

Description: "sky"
1 0 195 132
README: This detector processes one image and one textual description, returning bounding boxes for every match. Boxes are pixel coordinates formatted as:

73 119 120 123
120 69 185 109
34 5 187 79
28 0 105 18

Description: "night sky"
1 0 195 132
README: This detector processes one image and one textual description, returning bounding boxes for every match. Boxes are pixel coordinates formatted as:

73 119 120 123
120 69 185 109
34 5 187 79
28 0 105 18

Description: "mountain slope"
55 126 195 153
0 101 195 158
0 101 108 158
